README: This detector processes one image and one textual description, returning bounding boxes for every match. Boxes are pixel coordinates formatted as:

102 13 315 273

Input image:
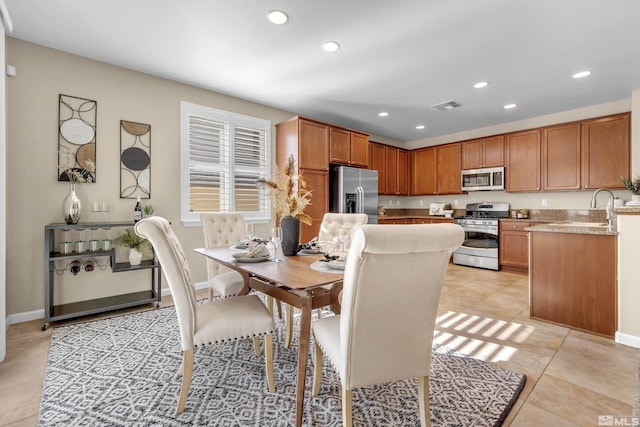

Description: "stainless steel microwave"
461 166 505 191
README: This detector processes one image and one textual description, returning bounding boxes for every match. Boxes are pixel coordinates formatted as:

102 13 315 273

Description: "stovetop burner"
463 202 510 219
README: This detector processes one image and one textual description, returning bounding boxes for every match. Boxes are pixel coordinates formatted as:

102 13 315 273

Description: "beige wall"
5 38 296 316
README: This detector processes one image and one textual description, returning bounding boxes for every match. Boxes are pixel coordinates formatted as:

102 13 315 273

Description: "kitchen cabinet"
505 129 541 192
369 143 408 195
581 113 630 189
298 169 328 242
329 127 369 167
410 147 436 195
461 135 504 169
530 230 616 337
369 142 386 194
499 220 532 271
276 116 330 241
410 144 461 195
43 221 161 330
437 143 462 194
541 122 581 191
385 146 408 195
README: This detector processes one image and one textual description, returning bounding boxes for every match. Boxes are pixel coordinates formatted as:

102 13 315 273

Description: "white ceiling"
4 0 640 143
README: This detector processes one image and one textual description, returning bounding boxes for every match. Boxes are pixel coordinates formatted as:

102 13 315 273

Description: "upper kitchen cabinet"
369 142 386 194
541 122 581 191
385 146 408 195
369 142 408 195
461 135 504 169
276 116 329 171
411 145 462 196
436 143 463 194
329 127 369 168
410 147 436 195
581 113 630 189
505 129 541 192
276 116 329 241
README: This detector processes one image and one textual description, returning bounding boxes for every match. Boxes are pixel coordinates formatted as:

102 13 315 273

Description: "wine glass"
245 223 255 242
270 227 284 262
336 225 351 254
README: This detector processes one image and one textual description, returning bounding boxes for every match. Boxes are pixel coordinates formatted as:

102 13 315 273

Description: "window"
180 102 271 226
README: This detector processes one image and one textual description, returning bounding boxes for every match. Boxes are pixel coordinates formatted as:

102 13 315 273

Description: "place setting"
232 225 285 263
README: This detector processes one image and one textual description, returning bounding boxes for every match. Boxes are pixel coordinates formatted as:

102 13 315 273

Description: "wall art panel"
120 120 151 199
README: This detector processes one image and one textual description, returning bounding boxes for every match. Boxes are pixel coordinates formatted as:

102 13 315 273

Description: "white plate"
232 253 270 263
326 260 346 270
299 248 322 254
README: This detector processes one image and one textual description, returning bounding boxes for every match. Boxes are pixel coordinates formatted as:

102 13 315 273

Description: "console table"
43 221 162 330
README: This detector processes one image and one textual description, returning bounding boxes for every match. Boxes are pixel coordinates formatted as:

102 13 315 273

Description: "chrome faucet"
590 188 615 227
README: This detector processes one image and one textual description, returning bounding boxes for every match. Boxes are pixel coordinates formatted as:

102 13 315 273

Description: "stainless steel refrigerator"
329 165 378 224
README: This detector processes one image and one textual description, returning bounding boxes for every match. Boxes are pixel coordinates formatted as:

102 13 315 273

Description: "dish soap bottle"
134 197 142 223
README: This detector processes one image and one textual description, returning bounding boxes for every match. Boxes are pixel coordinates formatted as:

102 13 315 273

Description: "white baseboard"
616 331 640 348
5 281 210 328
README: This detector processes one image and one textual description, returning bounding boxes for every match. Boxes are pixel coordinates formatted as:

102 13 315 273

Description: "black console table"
43 221 162 330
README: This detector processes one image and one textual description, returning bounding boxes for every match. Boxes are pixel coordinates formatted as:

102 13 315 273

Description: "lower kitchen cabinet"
499 220 532 271
529 231 616 337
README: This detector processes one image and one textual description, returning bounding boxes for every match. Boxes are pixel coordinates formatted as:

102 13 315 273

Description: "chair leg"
264 333 276 392
176 349 194 414
312 340 323 396
341 387 353 427
285 304 293 348
253 336 260 357
275 300 283 319
418 376 431 427
266 295 274 315
208 286 213 303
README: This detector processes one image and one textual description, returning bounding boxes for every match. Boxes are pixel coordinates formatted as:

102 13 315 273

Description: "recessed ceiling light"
416 125 425 130
378 112 389 117
267 10 288 25
473 81 489 89
504 103 517 110
321 41 340 53
572 70 591 79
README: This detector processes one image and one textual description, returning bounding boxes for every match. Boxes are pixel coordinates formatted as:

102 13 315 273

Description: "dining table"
193 246 344 427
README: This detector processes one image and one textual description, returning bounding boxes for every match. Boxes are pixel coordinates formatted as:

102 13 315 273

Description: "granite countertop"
525 222 617 236
379 215 454 220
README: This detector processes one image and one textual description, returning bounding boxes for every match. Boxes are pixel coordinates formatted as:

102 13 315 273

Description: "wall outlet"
396 200 400 206
453 200 459 207
541 198 548 206
419 200 424 206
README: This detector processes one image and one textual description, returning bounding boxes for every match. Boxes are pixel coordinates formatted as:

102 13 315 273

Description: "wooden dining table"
193 247 343 427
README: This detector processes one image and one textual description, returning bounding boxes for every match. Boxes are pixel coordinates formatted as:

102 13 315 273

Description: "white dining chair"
200 213 247 301
135 216 276 413
311 223 464 426
283 213 368 349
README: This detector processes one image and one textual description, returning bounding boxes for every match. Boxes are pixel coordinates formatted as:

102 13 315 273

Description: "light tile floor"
0 264 637 426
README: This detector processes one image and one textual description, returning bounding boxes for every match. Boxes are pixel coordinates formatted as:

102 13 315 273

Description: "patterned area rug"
39 302 526 426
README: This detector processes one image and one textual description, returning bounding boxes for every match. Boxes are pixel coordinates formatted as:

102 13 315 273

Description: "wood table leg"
295 293 313 427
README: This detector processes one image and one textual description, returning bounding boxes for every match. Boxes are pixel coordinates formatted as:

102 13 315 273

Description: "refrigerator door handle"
356 186 364 214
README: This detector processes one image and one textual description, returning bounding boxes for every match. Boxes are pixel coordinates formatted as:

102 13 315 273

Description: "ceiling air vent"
431 100 462 112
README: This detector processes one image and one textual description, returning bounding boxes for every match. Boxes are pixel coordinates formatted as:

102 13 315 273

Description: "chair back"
135 216 197 351
317 213 368 242
339 223 464 389
201 213 245 279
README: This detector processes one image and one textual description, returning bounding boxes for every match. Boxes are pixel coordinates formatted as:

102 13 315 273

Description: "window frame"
180 101 272 227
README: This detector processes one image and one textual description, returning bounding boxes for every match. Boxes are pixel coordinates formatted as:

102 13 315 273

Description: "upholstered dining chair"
200 213 247 301
135 216 276 414
311 223 464 426
282 213 368 349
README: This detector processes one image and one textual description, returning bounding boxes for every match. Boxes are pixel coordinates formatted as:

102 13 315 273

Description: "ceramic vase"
280 216 300 256
62 183 82 224
129 248 143 266
633 194 640 204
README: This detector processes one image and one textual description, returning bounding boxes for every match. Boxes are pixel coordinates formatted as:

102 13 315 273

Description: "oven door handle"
458 225 498 236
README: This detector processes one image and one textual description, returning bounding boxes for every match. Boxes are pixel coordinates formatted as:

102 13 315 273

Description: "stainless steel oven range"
453 202 510 270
